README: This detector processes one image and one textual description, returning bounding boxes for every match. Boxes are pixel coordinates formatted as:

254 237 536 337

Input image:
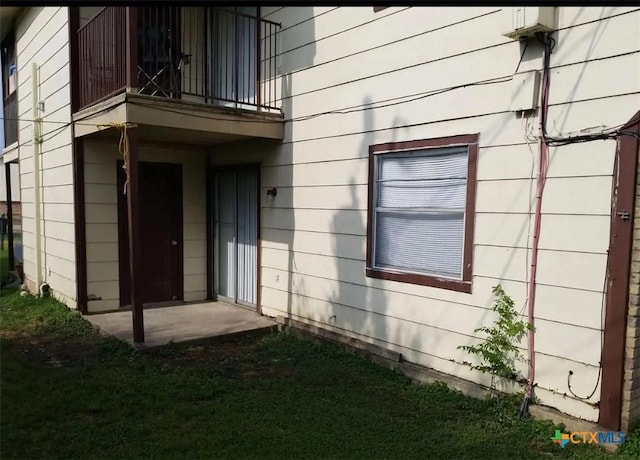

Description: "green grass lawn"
1 288 638 459
1 234 21 285
0 246 8 285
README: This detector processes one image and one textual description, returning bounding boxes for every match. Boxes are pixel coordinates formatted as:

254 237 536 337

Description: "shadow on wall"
327 99 410 356
259 7 316 319
328 98 378 345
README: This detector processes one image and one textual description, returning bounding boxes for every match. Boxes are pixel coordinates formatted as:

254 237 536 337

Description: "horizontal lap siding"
83 142 119 311
83 142 208 312
16 7 76 307
0 164 21 201
211 6 640 422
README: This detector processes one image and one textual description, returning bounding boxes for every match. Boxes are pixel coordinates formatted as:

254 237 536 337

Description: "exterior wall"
15 7 76 307
0 160 21 201
0 158 22 239
212 6 640 422
83 140 208 313
623 142 640 431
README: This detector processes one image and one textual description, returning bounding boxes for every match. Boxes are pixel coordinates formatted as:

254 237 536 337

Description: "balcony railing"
3 93 18 147
76 7 281 113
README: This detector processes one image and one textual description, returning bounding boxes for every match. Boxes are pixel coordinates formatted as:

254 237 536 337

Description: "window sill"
365 267 472 293
2 142 19 162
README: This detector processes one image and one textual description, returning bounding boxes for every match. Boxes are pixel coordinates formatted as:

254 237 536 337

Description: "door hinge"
617 211 630 221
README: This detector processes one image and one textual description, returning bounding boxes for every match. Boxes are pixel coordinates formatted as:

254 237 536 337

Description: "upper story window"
366 134 478 293
1 32 16 98
2 31 18 148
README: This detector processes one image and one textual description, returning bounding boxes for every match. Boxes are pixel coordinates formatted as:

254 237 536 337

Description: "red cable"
525 36 551 400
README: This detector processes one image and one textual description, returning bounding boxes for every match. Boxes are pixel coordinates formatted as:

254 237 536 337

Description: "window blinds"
374 146 468 279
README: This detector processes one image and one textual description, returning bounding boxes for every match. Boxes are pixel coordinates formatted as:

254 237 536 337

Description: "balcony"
72 7 283 143
2 92 17 148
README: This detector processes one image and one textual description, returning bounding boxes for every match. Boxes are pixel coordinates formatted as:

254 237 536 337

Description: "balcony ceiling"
0 7 23 41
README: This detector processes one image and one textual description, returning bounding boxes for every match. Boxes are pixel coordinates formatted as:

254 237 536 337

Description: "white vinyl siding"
372 147 468 279
207 6 640 424
16 7 76 308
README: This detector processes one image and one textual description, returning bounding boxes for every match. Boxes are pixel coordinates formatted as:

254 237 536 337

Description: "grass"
1 288 638 459
0 245 8 285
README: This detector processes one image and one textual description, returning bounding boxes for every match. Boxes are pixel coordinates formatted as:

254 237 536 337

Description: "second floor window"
2 32 18 148
2 33 16 98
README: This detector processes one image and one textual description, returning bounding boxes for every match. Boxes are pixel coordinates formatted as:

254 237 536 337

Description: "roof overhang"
0 7 23 42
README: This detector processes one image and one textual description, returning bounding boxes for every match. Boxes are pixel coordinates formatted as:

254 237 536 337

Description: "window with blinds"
366 134 477 292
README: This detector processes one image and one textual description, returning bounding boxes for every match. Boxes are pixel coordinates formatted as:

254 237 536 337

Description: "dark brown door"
599 111 640 430
118 161 183 305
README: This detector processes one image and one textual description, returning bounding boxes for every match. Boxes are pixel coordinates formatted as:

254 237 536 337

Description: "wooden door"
118 161 183 305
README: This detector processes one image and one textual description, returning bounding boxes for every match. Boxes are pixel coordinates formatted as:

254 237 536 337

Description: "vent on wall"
501 7 556 40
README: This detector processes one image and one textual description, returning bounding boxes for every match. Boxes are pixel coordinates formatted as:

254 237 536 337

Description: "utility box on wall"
501 7 556 40
509 70 540 112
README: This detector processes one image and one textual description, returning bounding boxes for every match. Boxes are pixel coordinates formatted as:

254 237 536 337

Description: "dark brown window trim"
373 7 389 12
366 133 479 294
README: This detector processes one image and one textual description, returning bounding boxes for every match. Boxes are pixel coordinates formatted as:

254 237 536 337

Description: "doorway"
213 168 259 308
117 161 184 306
208 7 258 107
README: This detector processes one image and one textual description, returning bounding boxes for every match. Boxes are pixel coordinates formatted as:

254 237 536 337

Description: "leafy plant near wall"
458 285 533 393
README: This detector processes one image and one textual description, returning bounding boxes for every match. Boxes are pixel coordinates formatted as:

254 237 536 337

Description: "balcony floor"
73 91 284 144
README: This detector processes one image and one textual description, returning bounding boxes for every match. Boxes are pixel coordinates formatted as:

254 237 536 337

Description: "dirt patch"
154 340 295 379
12 334 105 369
7 329 295 379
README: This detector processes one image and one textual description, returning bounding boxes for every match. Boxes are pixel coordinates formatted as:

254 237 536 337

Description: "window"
366 134 478 293
2 31 18 147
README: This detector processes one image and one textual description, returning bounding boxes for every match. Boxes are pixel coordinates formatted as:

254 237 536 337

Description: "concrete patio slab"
86 302 276 349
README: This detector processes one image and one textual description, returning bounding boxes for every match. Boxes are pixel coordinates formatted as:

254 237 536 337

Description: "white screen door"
214 170 258 306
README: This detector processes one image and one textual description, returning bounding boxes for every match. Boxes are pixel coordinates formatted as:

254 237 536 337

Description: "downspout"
32 62 43 294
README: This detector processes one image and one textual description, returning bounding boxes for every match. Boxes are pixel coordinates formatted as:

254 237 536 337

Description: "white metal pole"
32 62 42 292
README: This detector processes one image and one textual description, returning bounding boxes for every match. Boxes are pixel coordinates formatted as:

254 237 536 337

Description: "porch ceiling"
0 7 22 42
73 92 284 145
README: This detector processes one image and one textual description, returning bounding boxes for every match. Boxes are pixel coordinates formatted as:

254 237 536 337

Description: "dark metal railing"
3 93 18 147
77 7 127 110
76 7 281 112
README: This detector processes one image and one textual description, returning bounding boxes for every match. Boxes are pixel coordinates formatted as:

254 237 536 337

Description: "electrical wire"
565 159 613 400
521 111 537 317
520 32 554 419
289 42 530 123
565 119 640 401
566 259 606 400
519 32 639 409
533 31 635 147
0 39 532 135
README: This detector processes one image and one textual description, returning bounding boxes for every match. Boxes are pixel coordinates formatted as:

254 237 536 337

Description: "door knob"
171 240 178 246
